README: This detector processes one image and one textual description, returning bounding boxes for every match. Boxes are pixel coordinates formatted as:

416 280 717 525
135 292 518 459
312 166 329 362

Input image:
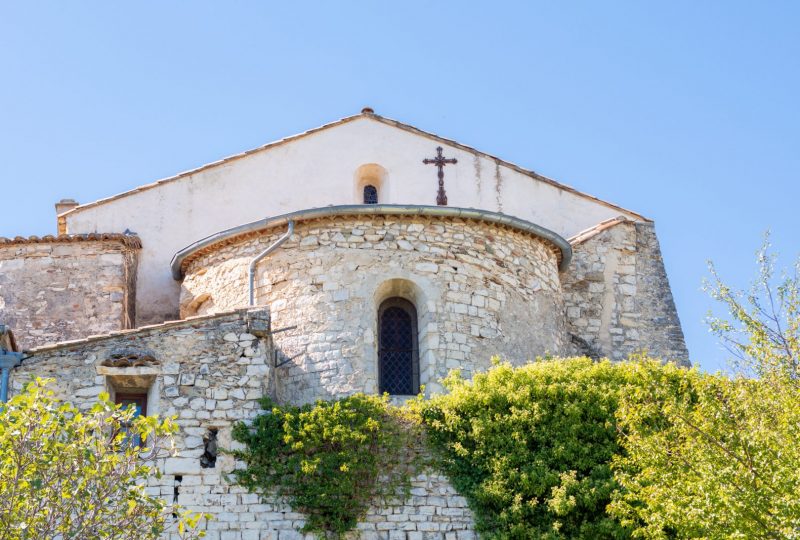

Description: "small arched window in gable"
355 163 387 204
363 184 378 204
378 297 419 395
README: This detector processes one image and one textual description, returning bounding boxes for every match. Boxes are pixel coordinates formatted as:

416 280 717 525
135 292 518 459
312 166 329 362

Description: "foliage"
611 362 800 539
231 393 419 537
611 239 800 539
0 378 209 540
705 234 800 384
417 357 637 540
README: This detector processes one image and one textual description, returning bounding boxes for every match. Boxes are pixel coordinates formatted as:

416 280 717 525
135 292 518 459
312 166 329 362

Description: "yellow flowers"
231 393 421 536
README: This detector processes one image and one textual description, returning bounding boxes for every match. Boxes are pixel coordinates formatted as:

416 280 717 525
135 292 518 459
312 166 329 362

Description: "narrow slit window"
363 184 378 204
200 428 218 468
378 298 419 394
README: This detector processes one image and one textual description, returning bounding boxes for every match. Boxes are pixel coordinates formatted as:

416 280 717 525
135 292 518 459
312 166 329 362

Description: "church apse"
175 206 571 402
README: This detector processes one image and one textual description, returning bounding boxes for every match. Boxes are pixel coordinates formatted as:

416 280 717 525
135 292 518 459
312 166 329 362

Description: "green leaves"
419 357 637 540
611 363 800 539
231 393 419 537
0 378 208 540
611 242 800 540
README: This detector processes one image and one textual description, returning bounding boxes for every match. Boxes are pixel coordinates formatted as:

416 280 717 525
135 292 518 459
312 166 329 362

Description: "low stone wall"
9 309 476 539
0 234 140 349
562 219 689 364
179 215 567 401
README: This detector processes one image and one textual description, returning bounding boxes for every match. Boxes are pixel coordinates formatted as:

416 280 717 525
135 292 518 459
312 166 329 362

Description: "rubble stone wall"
0 236 140 349
562 220 689 364
9 309 476 540
179 216 567 401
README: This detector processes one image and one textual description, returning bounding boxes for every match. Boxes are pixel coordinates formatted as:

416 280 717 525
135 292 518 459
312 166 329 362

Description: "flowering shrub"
231 393 419 537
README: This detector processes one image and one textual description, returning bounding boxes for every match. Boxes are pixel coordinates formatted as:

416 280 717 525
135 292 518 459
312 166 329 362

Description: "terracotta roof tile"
0 233 142 249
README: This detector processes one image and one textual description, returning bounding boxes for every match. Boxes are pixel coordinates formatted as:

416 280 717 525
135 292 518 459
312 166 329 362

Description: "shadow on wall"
271 277 433 405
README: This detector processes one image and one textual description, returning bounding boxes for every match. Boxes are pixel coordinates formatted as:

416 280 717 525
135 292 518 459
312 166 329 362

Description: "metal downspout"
0 366 12 403
248 220 295 306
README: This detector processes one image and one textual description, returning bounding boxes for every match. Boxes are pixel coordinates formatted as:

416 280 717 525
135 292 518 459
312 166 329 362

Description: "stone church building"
0 109 688 538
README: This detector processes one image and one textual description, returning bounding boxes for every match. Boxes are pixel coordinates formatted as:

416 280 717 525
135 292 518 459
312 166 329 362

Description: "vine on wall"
231 394 420 537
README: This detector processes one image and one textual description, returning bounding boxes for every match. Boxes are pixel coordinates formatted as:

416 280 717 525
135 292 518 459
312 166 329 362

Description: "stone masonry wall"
0 235 140 349
179 215 567 401
561 219 689 364
9 309 476 539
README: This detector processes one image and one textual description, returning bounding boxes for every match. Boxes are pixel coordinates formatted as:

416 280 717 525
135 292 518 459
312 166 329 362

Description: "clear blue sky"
1 2 798 373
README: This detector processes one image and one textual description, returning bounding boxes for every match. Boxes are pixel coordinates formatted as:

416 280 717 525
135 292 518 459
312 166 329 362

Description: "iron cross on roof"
423 146 457 206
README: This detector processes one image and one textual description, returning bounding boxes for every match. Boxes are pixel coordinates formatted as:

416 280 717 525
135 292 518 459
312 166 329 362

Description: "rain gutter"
170 204 573 280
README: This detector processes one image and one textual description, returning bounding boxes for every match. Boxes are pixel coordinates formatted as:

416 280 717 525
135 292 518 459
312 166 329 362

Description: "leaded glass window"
378 298 419 394
363 184 378 204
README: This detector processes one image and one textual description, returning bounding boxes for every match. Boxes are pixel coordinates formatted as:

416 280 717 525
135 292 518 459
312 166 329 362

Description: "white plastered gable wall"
63 114 646 325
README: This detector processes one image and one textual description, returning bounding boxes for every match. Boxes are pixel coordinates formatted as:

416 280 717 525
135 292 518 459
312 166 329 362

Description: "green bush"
418 357 637 540
0 378 209 540
231 393 419 537
611 358 800 539
607 239 800 538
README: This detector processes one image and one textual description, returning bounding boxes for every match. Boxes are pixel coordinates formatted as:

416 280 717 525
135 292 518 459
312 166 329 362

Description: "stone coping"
21 307 268 357
170 204 574 279
568 216 633 245
0 233 142 249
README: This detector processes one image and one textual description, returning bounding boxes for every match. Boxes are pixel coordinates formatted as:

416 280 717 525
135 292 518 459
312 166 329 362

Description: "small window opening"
363 184 378 204
172 475 182 516
378 298 420 395
115 393 147 447
200 428 218 468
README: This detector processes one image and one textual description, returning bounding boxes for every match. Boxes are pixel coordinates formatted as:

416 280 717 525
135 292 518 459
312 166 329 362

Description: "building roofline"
568 216 635 245
23 308 266 357
0 233 142 249
60 111 650 223
170 204 574 279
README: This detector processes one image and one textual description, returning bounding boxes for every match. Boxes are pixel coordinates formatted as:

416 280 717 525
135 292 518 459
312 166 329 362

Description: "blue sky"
1 2 798 373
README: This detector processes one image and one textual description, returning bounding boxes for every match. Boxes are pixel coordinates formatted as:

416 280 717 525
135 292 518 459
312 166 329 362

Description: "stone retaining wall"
0 235 140 349
179 215 567 400
9 308 476 539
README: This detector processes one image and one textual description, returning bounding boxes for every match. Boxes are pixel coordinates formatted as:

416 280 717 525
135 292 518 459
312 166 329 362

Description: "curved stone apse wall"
177 213 569 402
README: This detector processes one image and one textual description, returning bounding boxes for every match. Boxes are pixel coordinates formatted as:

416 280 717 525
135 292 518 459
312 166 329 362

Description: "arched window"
355 164 387 204
378 298 419 394
363 184 378 204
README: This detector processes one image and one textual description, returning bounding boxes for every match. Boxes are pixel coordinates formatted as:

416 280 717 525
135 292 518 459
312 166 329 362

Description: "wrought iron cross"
423 146 457 206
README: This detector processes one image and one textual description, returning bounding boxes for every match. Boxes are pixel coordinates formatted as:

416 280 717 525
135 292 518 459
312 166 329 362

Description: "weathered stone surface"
0 238 139 349
179 216 568 400
562 220 689 364
9 308 476 539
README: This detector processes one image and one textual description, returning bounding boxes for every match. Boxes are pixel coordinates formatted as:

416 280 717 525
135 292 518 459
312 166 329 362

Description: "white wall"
65 116 643 324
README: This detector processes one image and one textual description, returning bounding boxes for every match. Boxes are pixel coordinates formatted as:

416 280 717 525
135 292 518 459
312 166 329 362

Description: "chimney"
55 199 79 234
